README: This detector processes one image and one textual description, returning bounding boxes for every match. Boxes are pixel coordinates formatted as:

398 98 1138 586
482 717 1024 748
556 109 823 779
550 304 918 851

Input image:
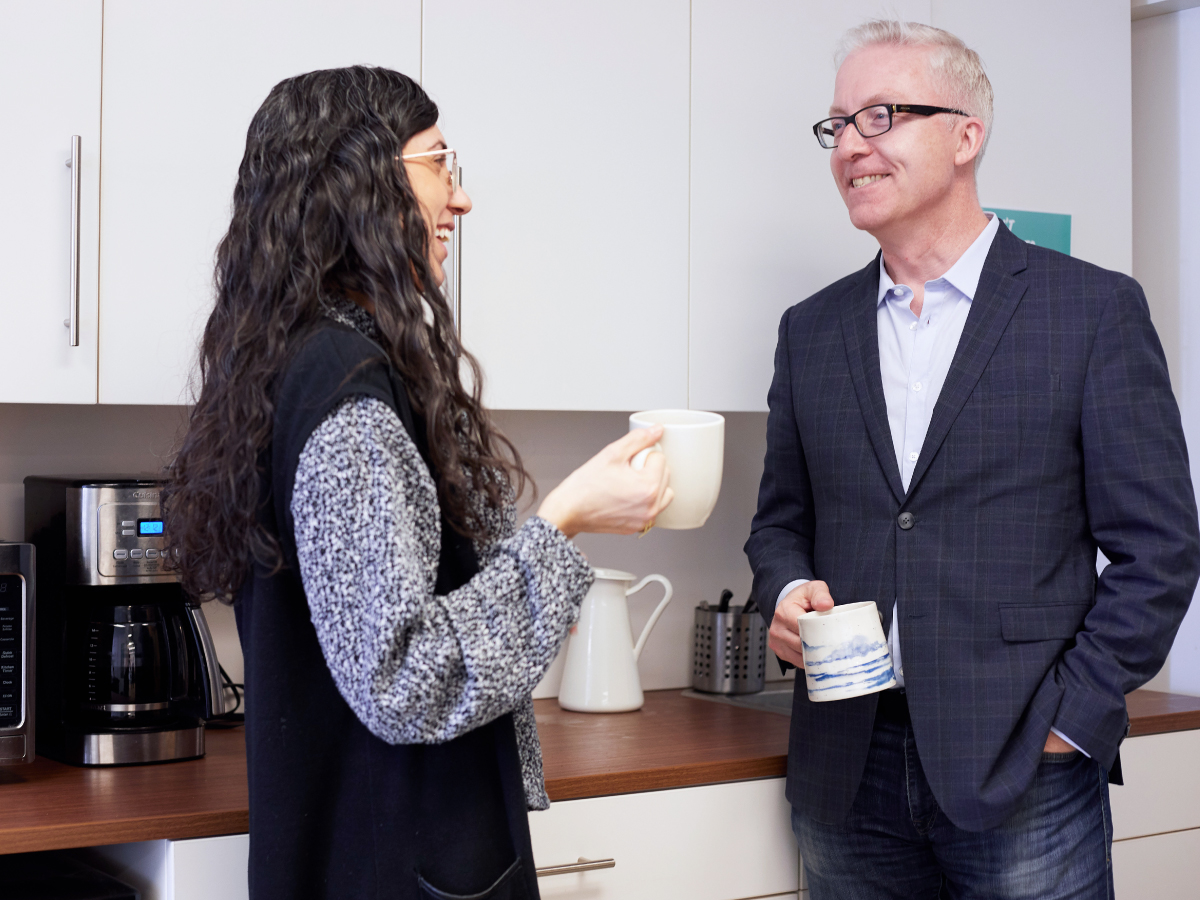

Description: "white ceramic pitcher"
557 568 673 713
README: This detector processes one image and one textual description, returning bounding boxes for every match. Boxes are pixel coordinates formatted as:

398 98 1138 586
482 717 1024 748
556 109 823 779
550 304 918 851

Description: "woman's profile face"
402 125 472 287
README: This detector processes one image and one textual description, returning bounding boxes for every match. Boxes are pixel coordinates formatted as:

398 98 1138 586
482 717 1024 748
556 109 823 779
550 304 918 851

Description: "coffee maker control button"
121 520 135 527
122 529 135 536
130 549 144 559
113 549 129 560
146 549 159 559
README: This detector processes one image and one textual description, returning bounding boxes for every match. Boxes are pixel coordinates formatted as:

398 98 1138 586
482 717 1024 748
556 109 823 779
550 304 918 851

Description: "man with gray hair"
746 20 1199 898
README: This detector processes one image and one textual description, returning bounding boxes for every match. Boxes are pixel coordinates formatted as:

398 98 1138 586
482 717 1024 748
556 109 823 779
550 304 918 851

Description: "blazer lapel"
904 226 1030 500
841 255 906 505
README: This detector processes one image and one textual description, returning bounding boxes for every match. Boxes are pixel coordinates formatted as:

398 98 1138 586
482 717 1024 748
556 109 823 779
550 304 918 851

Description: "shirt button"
908 452 918 462
912 382 922 392
898 512 915 530
909 322 918 331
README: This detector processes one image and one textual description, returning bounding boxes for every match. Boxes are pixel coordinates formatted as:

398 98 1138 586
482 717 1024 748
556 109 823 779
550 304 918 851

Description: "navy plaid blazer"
745 223 1200 831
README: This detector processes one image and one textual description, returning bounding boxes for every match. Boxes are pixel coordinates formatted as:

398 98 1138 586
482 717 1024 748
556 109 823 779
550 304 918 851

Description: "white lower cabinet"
1109 729 1200 898
86 834 249 900
1112 828 1200 899
529 778 798 900
84 778 796 900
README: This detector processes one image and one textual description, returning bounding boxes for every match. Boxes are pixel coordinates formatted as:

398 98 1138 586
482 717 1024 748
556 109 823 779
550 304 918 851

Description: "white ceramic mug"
629 409 724 530
797 601 897 702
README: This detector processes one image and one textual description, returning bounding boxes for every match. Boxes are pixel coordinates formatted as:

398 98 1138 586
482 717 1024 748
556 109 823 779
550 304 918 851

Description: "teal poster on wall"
983 208 1071 256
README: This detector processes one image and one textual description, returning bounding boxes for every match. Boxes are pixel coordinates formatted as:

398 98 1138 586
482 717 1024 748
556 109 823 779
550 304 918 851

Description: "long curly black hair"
165 66 528 600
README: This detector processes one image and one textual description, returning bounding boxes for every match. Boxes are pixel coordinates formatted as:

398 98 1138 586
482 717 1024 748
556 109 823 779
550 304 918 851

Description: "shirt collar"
877 212 1000 307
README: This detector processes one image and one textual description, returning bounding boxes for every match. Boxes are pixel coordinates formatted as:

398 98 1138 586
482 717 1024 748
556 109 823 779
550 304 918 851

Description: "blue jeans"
792 698 1114 899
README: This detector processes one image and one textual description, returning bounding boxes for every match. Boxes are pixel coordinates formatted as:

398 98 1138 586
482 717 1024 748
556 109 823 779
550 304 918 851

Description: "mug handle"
627 574 673 662
630 445 663 470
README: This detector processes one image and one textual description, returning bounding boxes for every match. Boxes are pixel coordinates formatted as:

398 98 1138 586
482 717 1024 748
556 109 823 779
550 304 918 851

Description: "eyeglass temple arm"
400 148 455 161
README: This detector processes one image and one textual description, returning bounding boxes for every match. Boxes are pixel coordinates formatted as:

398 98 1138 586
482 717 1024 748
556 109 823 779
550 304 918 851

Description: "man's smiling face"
829 44 967 239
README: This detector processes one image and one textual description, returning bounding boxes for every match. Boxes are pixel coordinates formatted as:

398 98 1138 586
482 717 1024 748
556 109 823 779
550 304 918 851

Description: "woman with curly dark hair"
165 66 671 900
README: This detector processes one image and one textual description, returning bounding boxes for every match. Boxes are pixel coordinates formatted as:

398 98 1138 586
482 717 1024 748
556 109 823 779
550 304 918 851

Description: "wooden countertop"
535 689 791 801
2 688 1198 855
0 727 248 855
1125 689 1200 736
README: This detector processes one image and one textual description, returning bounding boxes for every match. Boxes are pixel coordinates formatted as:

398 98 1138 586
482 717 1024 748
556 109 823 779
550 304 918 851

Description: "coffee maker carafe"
25 477 225 766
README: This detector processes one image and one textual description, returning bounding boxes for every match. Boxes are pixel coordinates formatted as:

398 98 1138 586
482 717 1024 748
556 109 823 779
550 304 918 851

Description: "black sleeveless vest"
235 323 538 900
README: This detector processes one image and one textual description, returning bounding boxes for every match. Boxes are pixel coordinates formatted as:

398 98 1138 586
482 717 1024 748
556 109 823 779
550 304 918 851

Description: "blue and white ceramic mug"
797 601 897 702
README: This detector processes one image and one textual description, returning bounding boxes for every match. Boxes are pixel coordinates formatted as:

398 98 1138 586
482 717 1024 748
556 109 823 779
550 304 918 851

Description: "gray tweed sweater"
290 299 594 809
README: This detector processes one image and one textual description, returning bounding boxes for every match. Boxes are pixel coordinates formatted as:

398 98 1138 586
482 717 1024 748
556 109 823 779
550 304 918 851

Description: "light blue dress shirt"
777 214 1086 754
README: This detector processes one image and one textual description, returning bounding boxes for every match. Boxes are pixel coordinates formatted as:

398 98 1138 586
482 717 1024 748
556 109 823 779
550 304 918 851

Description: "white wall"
0 404 783 697
1133 6 1200 696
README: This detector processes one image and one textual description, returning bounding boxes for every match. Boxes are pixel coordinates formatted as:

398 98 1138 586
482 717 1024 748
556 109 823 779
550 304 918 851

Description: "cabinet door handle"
452 164 462 335
535 857 616 877
64 135 82 347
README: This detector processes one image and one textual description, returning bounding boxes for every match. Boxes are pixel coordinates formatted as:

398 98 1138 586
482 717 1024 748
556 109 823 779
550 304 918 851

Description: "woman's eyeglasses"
400 148 460 194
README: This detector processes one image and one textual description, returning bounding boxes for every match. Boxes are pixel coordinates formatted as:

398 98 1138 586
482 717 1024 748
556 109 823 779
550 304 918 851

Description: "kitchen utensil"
558 568 673 713
692 601 767 695
797 601 896 702
629 410 724 529
717 589 733 613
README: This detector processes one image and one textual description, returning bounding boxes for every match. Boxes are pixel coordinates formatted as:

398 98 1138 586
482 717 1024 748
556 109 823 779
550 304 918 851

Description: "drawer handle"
535 857 616 877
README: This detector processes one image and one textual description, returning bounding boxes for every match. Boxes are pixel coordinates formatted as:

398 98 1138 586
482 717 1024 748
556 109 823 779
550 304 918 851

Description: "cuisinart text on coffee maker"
0 542 35 765
25 477 225 766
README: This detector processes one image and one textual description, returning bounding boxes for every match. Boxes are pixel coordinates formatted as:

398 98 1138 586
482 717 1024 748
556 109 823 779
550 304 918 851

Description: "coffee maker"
25 477 225 766
0 542 35 765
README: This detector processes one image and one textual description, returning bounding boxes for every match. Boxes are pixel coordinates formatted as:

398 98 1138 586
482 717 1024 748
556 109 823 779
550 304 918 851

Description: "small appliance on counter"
24 476 225 766
692 589 767 695
0 541 35 765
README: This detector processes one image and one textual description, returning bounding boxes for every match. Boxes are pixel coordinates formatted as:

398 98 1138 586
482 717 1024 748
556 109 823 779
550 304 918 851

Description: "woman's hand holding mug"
538 426 674 539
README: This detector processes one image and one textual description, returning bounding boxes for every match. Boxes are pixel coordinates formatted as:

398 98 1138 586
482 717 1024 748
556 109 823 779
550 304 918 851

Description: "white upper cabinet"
424 0 691 411
0 0 102 403
99 0 421 404
689 0 931 413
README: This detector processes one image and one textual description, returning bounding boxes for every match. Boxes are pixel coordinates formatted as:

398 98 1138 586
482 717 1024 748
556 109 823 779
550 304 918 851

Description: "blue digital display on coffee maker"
138 519 164 536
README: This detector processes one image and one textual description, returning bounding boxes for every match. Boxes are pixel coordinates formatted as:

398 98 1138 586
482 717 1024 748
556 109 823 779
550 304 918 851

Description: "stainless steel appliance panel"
75 483 176 585
0 542 36 764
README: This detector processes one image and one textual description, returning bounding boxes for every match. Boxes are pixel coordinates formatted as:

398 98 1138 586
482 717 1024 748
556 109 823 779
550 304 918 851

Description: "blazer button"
898 512 915 530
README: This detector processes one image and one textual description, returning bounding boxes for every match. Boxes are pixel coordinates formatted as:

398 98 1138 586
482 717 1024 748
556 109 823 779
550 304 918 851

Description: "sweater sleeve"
291 394 593 746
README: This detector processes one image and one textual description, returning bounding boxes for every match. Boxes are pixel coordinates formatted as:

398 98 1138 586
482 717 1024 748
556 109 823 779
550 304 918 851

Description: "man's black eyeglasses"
812 104 970 149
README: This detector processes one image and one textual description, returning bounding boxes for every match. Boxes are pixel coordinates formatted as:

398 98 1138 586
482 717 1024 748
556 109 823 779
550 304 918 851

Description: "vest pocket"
999 603 1090 642
418 859 528 900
